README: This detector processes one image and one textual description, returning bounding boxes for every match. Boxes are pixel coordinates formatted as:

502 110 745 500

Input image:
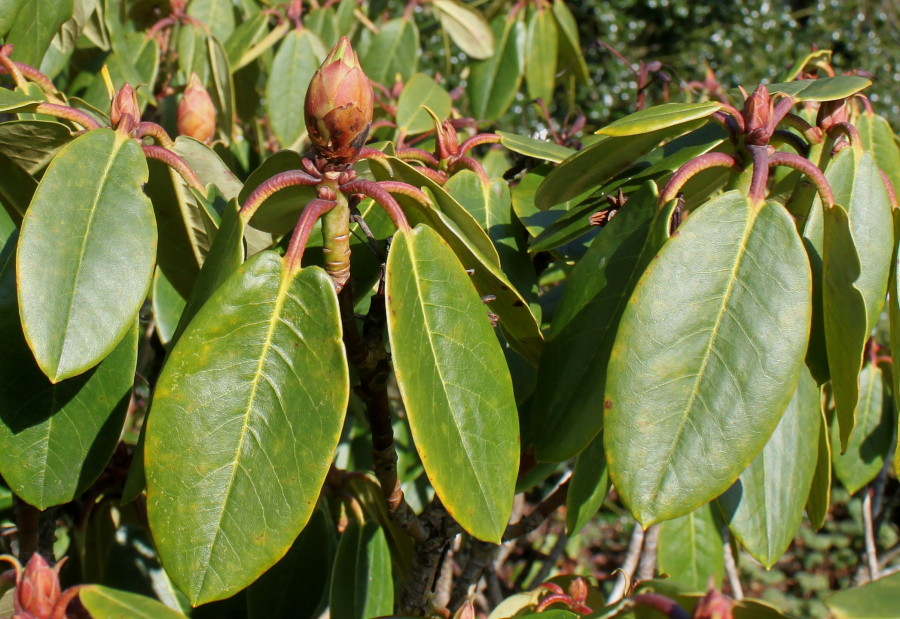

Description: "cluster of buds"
304 36 374 168
534 577 593 614
0 554 81 619
177 73 217 143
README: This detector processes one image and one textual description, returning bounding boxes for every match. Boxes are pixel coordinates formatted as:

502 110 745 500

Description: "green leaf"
329 520 393 619
4 0 74 67
762 76 871 101
551 0 588 83
0 89 42 113
79 585 186 618
524 8 557 104
0 120 73 174
718 366 820 568
0 152 36 222
305 7 339 49
174 136 242 201
146 253 349 604
832 361 894 494
826 570 900 619
431 0 494 59
187 0 235 42
531 182 667 461
597 102 722 138
466 16 525 122
206 35 235 144
0 0 26 39
805 403 832 531
779 50 833 82
152 268 187 346
17 129 155 382
360 17 419 86
224 11 268 69
891 209 900 478
657 503 724 592
82 31 158 111
497 131 575 163
565 434 608 536
856 112 900 199
535 120 705 209
386 225 518 542
177 22 210 83
247 506 334 619
395 74 453 137
266 29 326 149
605 193 812 526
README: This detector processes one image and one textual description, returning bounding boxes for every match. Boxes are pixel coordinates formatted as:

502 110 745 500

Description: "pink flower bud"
110 84 140 136
742 85 772 146
14 554 61 618
178 73 217 143
304 36 373 166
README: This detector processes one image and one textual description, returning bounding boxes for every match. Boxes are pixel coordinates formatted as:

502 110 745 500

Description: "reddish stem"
396 147 440 166
458 132 501 157
747 144 770 206
142 145 205 195
34 103 102 130
768 150 834 207
879 170 898 210
629 594 690 619
779 113 823 145
451 155 490 185
284 199 337 273
660 152 739 203
240 170 320 221
137 121 175 148
339 179 411 232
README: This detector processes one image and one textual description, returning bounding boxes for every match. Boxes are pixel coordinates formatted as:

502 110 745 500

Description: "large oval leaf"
656 503 724 592
386 225 518 542
524 8 557 104
395 73 453 137
266 29 326 149
551 0 589 83
856 112 900 195
597 102 722 138
4 0 73 67
466 16 525 122
79 585 186 619
360 17 419 86
432 0 494 59
717 366 820 568
146 252 349 604
605 193 812 526
761 76 871 101
329 520 393 619
826 570 900 619
805 401 831 531
17 128 155 382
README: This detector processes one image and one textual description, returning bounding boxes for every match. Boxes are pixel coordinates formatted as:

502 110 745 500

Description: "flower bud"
742 85 772 146
178 73 217 143
110 84 140 136
304 36 373 166
15 554 62 617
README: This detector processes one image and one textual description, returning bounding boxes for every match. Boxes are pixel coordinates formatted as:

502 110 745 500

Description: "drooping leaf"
826 570 900 619
596 102 722 137
466 15 525 122
890 209 900 478
805 403 831 531
0 152 36 222
4 0 74 67
266 29 326 149
762 76 871 101
524 8 558 104
79 585 186 619
146 253 349 604
386 225 518 542
247 506 334 619
360 17 419 86
605 193 812 526
431 0 494 59
152 268 187 346
206 35 235 144
856 111 900 200
0 89 42 113
17 128 155 383
530 182 666 461
329 520 393 619
177 22 210 83
779 49 833 82
832 361 894 494
657 503 724 592
0 120 73 174
535 119 705 209
551 0 589 83
395 74 453 137
718 366 820 568
224 10 268 69
496 131 575 163
565 434 609 536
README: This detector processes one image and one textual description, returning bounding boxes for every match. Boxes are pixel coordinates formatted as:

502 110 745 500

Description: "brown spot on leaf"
604 400 613 409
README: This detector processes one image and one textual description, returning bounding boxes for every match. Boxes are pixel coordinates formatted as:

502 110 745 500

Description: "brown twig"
503 479 569 541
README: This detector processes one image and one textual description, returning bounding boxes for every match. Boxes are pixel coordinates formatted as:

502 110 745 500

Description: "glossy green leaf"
597 102 722 137
207 35 234 144
431 0 494 59
174 136 242 201
177 22 210 83
535 119 705 209
605 193 812 526
762 76 871 101
826 570 900 619
657 503 724 592
0 89 42 113
146 253 349 604
152 268 187 346
82 31 158 111
496 131 575 163
395 74 453 137
224 11 268 69
360 18 419 86
187 0 235 42
306 7 339 49
386 225 518 542
779 50 833 81
0 0 25 38
467 16 525 121
531 182 666 461
0 120 73 174
805 403 831 531
524 8 558 104
718 366 819 568
267 29 325 149
0 152 36 222
565 433 608 535
4 0 74 67
551 0 589 83
17 129 155 383
856 112 900 197
79 585 186 619
247 506 334 619
832 361 894 494
329 520 393 619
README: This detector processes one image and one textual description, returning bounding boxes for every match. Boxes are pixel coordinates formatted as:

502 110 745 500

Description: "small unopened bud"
178 73 216 143
568 577 588 605
15 554 62 617
816 99 849 131
110 84 140 136
693 588 734 619
452 599 475 619
742 85 772 146
304 36 374 167
436 120 459 160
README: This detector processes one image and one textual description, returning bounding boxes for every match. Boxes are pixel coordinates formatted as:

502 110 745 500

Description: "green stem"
321 189 352 291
